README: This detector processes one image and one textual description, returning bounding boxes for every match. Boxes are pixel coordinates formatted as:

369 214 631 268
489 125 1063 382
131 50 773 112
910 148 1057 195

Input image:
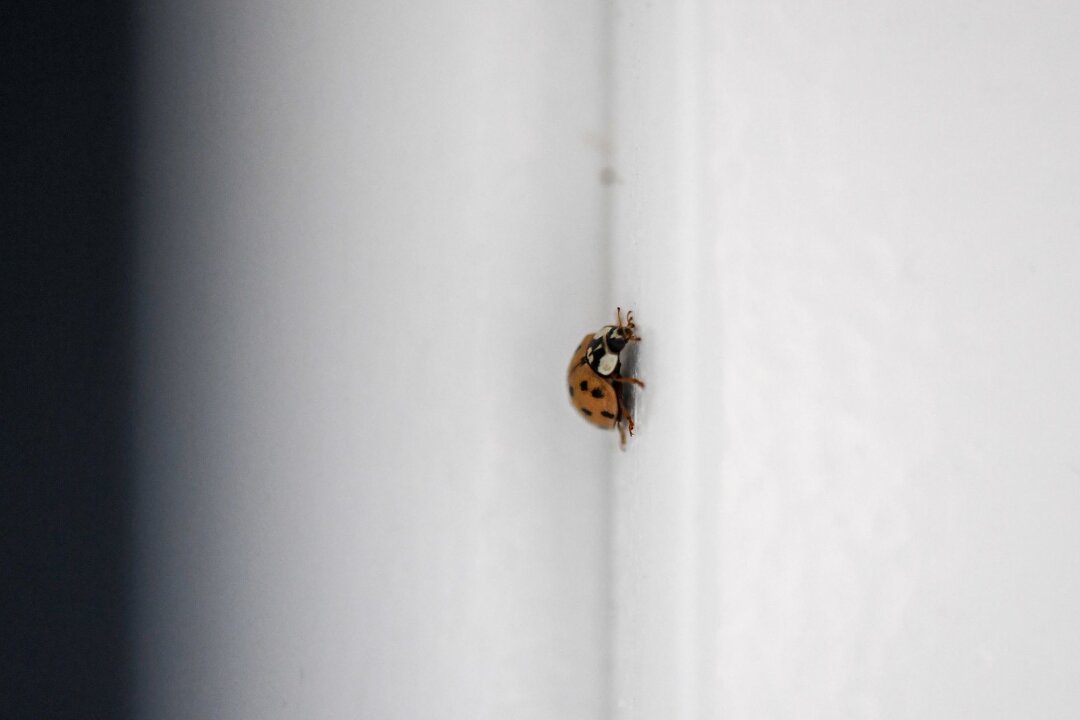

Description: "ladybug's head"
601 310 640 351
601 325 630 354
586 324 637 376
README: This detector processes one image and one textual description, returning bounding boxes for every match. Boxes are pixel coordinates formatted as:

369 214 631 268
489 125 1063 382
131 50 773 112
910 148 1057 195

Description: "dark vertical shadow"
1 2 135 718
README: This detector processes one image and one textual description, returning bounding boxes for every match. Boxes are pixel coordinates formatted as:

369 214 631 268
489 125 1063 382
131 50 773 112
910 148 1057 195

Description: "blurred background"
3 2 135 717
5 1 1080 719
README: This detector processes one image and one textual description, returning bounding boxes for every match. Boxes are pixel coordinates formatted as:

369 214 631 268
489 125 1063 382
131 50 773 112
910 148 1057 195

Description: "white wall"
135 1 1080 719
134 2 612 718
611 1 1080 718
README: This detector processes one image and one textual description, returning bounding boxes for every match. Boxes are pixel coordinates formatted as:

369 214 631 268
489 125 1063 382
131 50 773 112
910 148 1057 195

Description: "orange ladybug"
567 307 645 447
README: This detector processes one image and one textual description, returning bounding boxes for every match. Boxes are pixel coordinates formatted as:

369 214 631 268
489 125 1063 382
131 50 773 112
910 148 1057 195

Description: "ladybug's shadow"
619 340 642 421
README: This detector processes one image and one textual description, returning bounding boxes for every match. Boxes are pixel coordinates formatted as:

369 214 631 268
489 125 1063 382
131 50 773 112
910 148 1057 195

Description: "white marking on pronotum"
598 353 618 376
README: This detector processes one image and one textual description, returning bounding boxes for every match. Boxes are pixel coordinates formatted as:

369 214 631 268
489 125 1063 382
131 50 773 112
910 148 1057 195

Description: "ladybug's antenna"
616 307 640 342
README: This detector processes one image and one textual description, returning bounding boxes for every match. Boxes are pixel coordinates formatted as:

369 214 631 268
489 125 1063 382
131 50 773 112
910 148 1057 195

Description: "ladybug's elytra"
567 307 645 448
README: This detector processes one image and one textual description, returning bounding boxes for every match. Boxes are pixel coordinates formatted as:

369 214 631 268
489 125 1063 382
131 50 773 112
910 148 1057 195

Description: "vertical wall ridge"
608 0 709 717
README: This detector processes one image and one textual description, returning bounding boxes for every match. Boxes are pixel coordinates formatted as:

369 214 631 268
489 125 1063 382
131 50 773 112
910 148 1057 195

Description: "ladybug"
567 307 645 447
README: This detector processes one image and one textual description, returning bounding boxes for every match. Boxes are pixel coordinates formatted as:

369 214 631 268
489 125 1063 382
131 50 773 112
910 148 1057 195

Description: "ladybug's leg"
617 419 628 448
612 375 646 389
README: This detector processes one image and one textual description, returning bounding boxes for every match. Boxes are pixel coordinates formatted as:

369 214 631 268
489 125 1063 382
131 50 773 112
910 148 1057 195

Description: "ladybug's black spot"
579 380 588 392
568 385 574 397
591 387 604 398
601 411 615 419
580 408 593 416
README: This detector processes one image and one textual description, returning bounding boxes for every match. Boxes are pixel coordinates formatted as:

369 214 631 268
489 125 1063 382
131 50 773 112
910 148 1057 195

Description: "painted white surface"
134 1 1080 718
133 2 612 718
612 1 1080 719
